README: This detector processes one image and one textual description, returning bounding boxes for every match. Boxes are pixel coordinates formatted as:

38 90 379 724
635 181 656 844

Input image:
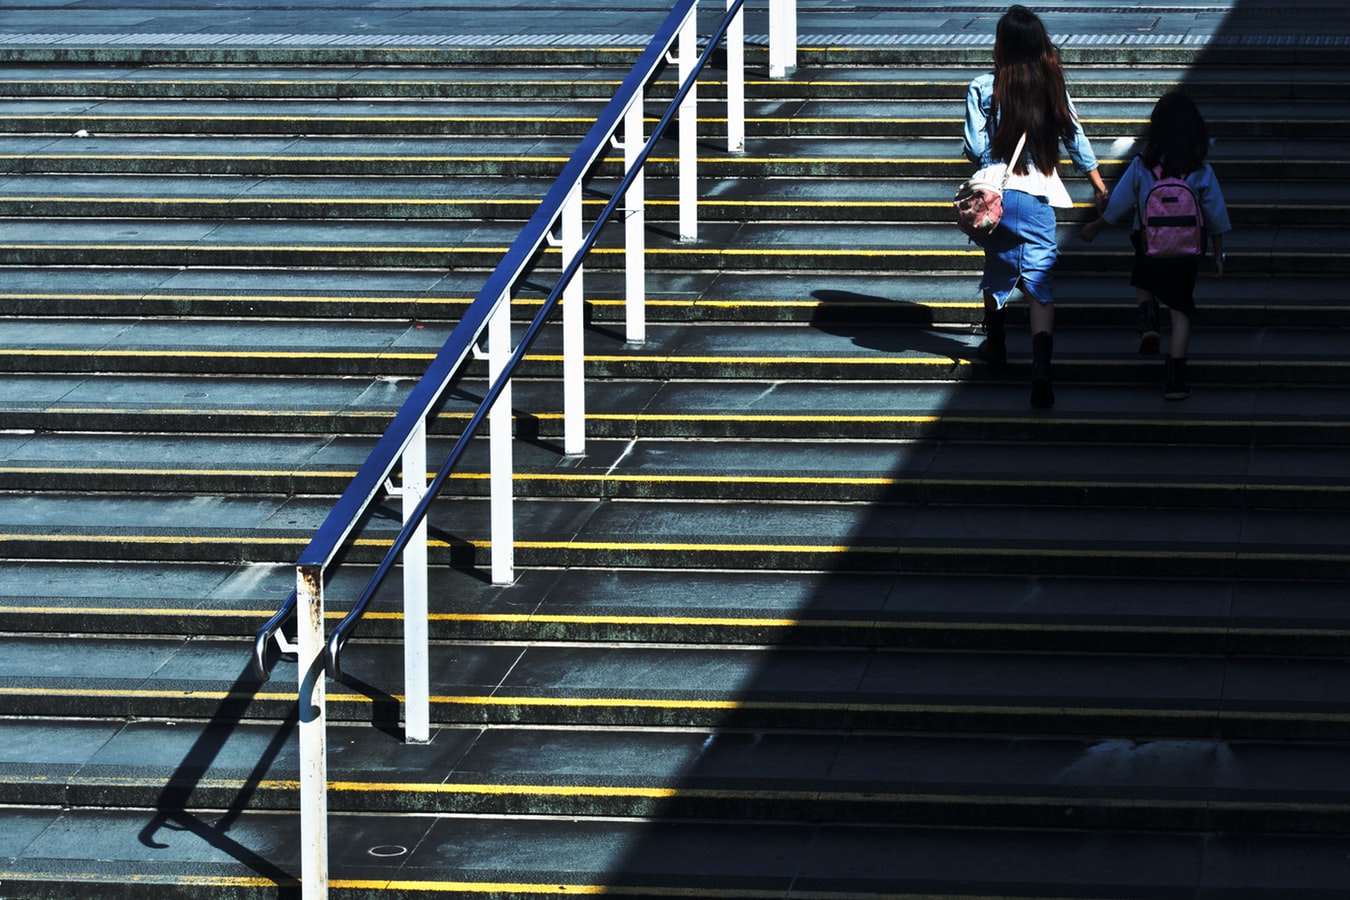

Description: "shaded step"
6 634 1350 739
7 804 1350 899
3 562 1348 656
3 488 1350 581
6 434 1350 513
5 717 1350 833
4 374 1350 443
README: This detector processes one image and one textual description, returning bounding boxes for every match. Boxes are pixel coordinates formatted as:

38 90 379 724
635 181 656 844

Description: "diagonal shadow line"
590 0 1329 893
138 662 297 885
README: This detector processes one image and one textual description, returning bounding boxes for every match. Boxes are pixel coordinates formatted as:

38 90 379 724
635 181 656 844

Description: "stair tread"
8 806 1350 898
2 319 1348 364
3 562 1347 634
0 493 1346 560
3 374 1350 428
4 434 1349 485
0 173 1332 212
0 266 1344 314
4 719 1350 809
5 636 1350 741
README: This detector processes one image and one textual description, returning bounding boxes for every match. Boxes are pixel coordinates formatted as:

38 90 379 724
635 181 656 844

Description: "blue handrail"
252 0 745 682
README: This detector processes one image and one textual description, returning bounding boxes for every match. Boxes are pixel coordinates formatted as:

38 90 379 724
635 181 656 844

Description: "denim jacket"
1102 155 1233 235
962 72 1099 208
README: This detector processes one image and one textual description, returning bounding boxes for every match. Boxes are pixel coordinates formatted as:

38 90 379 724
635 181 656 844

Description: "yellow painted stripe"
1 348 434 361
0 244 987 259
0 609 1339 644
11 349 1350 370
19 114 605 123
0 466 358 478
0 876 1024 899
3 606 1334 640
0 154 576 164
1 535 1342 568
5 685 1350 725
20 405 390 418
20 773 1349 817
0 349 958 366
0 196 546 207
0 153 1114 167
0 291 474 304
0 604 277 618
0 294 982 311
0 685 299 702
0 872 285 889
2 604 1328 639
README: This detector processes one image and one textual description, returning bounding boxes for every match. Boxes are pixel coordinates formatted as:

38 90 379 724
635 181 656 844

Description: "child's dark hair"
1141 91 1210 176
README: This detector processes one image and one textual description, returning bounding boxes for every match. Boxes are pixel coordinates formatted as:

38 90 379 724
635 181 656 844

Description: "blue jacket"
1101 154 1232 235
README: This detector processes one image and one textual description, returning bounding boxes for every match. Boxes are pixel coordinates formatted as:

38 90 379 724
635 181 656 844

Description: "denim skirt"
978 189 1059 308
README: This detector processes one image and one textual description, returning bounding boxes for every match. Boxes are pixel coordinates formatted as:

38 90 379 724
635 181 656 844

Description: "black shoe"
1164 357 1191 400
1137 299 1160 355
1030 331 1054 408
978 309 1007 374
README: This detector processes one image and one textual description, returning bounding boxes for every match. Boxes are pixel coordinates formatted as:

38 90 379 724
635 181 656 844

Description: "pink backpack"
1141 163 1204 258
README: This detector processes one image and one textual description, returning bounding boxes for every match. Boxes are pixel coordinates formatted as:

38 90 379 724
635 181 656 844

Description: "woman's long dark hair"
1140 91 1210 176
990 5 1076 175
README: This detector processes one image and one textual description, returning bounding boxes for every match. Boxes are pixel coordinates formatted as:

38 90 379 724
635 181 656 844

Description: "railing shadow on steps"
238 0 793 896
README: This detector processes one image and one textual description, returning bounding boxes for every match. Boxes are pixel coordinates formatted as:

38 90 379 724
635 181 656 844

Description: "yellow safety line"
3 535 1341 567
0 349 961 366
19 114 604 124
0 291 475 304
0 685 299 702
5 606 1343 642
0 466 358 478
10 407 1349 435
3 348 435 360
22 773 1350 818
5 685 1350 726
0 196 544 207
0 295 982 313
17 405 394 419
0 872 800 897
0 604 279 618
0 872 288 889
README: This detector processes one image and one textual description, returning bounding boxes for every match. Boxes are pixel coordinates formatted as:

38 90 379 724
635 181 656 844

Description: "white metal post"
678 6 698 241
401 420 429 744
561 184 586 456
296 564 328 900
769 0 797 78
488 295 514 585
726 0 745 152
623 95 647 346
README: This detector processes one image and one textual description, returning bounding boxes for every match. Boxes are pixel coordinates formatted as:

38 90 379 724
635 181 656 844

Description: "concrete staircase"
4 23 1350 900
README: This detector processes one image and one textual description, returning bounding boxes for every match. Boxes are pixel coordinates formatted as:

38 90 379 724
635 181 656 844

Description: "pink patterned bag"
954 132 1027 240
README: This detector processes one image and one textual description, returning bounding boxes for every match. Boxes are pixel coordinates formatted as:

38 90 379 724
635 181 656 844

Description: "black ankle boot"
1031 331 1054 408
1137 299 1160 355
978 308 1007 374
1164 357 1191 400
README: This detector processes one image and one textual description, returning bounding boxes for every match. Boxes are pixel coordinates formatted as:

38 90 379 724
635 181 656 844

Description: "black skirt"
1129 231 1202 318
